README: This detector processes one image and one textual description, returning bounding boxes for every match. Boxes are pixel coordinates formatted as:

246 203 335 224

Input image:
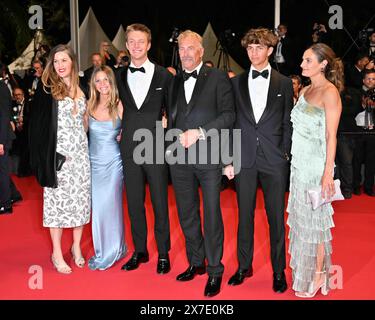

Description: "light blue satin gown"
88 115 127 270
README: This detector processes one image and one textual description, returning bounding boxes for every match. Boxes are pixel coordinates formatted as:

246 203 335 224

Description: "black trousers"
169 164 224 277
10 127 31 176
0 150 11 206
123 159 170 255
336 134 357 192
235 147 288 274
353 133 375 192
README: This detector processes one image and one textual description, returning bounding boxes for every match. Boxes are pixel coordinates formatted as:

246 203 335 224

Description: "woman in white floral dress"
30 44 90 274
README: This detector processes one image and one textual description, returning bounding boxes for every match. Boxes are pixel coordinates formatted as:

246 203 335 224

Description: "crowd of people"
0 22 374 299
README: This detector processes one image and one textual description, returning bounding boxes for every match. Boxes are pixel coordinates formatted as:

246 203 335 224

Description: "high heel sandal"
51 255 72 274
71 246 85 268
295 271 329 298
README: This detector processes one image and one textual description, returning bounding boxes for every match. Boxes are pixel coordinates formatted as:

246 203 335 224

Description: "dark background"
1 0 375 68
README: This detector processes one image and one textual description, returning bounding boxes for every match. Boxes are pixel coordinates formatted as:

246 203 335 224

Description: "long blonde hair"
41 44 79 100
87 65 120 124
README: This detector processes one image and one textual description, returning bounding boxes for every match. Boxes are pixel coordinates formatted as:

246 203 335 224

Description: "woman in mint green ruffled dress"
287 43 343 298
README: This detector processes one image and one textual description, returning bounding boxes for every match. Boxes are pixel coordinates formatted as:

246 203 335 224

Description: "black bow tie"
129 66 145 73
252 69 269 79
182 70 198 81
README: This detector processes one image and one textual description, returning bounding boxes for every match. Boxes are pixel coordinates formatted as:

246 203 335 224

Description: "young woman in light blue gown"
87 66 127 270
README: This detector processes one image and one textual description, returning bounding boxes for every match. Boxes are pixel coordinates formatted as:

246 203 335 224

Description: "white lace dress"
43 96 91 228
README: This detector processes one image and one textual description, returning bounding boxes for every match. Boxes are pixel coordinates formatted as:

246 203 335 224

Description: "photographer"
365 59 375 70
82 52 103 98
0 65 20 98
353 69 375 196
9 87 31 177
367 31 375 59
273 24 295 75
100 41 116 68
345 52 370 89
336 84 363 199
22 59 44 102
113 50 130 69
0 62 22 214
311 22 328 44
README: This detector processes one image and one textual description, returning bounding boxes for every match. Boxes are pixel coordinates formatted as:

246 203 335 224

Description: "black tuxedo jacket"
80 66 95 98
345 65 363 90
0 81 15 149
29 82 86 187
168 65 235 168
280 36 294 67
0 80 15 150
231 68 293 169
28 83 57 187
116 64 173 160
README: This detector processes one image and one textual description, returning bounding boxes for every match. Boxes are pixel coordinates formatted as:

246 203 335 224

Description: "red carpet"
0 176 374 300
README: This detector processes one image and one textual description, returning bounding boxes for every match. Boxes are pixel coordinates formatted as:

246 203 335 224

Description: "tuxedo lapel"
120 67 138 110
170 74 183 125
140 64 162 108
258 69 280 124
185 64 210 116
239 70 256 124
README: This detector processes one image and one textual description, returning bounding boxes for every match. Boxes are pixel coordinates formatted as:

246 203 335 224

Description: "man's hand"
362 96 375 109
179 129 200 148
16 122 23 131
223 165 235 180
162 115 168 129
0 144 4 156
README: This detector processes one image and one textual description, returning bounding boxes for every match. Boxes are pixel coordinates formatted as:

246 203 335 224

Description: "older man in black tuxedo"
167 30 235 297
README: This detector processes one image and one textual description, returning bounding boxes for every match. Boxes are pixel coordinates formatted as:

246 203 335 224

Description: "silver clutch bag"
307 179 345 210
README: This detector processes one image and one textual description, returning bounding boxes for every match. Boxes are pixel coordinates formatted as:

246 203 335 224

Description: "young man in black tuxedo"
116 23 172 274
224 28 293 293
167 30 235 297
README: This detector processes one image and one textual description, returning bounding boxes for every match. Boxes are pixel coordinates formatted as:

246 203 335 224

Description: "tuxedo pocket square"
155 87 163 91
277 94 282 97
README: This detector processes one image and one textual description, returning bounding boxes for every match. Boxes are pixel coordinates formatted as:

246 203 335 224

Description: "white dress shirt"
127 58 155 109
32 77 39 91
184 61 203 104
249 64 272 123
275 36 285 63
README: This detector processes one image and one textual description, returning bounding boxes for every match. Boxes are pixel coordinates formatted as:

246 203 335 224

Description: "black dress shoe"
365 189 375 197
121 252 149 271
11 194 23 205
0 204 13 214
176 265 206 281
157 254 170 274
204 276 222 297
273 272 287 293
342 191 352 199
228 267 253 286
